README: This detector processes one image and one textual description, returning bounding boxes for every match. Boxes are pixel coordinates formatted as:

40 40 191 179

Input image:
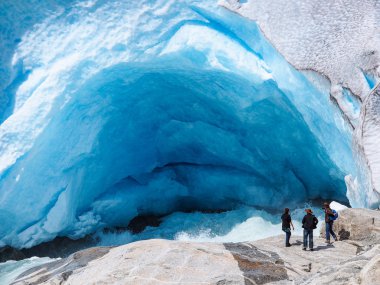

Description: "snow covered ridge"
221 0 380 120
0 0 369 249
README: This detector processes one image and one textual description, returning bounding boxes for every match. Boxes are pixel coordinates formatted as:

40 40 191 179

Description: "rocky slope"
9 208 380 285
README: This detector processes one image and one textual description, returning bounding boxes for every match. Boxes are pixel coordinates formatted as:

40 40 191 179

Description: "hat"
323 202 330 206
305 208 313 214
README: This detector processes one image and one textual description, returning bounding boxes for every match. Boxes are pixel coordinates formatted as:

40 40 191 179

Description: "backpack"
329 209 338 221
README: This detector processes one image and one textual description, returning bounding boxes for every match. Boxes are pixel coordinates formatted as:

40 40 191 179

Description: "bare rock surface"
11 209 380 285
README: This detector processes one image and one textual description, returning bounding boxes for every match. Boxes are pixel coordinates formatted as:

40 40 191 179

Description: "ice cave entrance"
31 61 350 230
0 5 356 248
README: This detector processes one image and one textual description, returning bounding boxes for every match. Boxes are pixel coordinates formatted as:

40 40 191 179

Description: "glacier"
224 0 380 204
0 0 364 249
222 0 380 100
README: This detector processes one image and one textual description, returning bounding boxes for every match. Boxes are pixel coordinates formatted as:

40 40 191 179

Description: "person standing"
281 208 294 247
323 202 338 244
302 209 318 251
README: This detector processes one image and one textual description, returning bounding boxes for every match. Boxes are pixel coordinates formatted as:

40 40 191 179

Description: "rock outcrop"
11 209 380 285
320 208 380 245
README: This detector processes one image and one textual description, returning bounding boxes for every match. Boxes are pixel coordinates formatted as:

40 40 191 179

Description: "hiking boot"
325 240 330 244
310 248 314 251
286 244 292 247
302 247 306 251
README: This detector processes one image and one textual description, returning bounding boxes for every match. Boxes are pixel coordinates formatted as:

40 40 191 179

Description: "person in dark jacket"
302 208 318 251
323 202 337 244
281 208 294 247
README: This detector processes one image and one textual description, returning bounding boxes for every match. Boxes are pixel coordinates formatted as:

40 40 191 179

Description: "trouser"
326 221 337 241
283 227 291 245
303 229 313 249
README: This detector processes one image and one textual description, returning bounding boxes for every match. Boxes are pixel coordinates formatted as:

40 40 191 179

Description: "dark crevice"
126 215 163 234
155 161 270 184
329 93 355 130
0 236 97 262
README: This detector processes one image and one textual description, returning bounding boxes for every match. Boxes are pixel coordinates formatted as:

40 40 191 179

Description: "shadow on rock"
293 240 303 246
338 228 350 240
313 244 335 251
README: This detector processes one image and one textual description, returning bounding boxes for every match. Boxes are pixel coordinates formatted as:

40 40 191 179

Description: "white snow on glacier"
222 0 380 99
0 0 368 249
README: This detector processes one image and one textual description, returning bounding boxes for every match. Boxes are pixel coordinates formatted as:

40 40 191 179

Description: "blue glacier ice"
0 0 357 249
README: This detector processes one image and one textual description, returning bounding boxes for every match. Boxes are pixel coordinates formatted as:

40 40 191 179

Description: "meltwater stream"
0 0 357 256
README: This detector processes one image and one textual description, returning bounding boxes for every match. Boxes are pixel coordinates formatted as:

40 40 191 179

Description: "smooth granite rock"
11 209 380 285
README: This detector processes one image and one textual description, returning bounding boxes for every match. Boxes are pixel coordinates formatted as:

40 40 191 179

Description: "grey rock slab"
10 237 358 285
251 235 358 282
11 247 111 285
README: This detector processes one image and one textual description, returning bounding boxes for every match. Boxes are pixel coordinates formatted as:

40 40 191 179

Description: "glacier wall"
353 83 380 206
223 0 380 206
0 0 357 248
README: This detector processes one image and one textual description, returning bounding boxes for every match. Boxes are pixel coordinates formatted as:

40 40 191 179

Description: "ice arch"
0 2 355 248
0 60 351 247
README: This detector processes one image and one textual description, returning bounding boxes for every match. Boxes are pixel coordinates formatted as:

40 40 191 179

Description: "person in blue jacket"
323 202 338 244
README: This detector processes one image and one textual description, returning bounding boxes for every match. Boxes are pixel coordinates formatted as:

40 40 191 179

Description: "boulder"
320 208 380 244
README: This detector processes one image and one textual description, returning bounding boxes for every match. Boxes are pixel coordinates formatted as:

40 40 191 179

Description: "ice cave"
0 0 379 257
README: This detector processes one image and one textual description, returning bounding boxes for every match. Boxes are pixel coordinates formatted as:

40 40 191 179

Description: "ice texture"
222 0 380 126
0 0 358 248
0 0 78 122
354 83 380 207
